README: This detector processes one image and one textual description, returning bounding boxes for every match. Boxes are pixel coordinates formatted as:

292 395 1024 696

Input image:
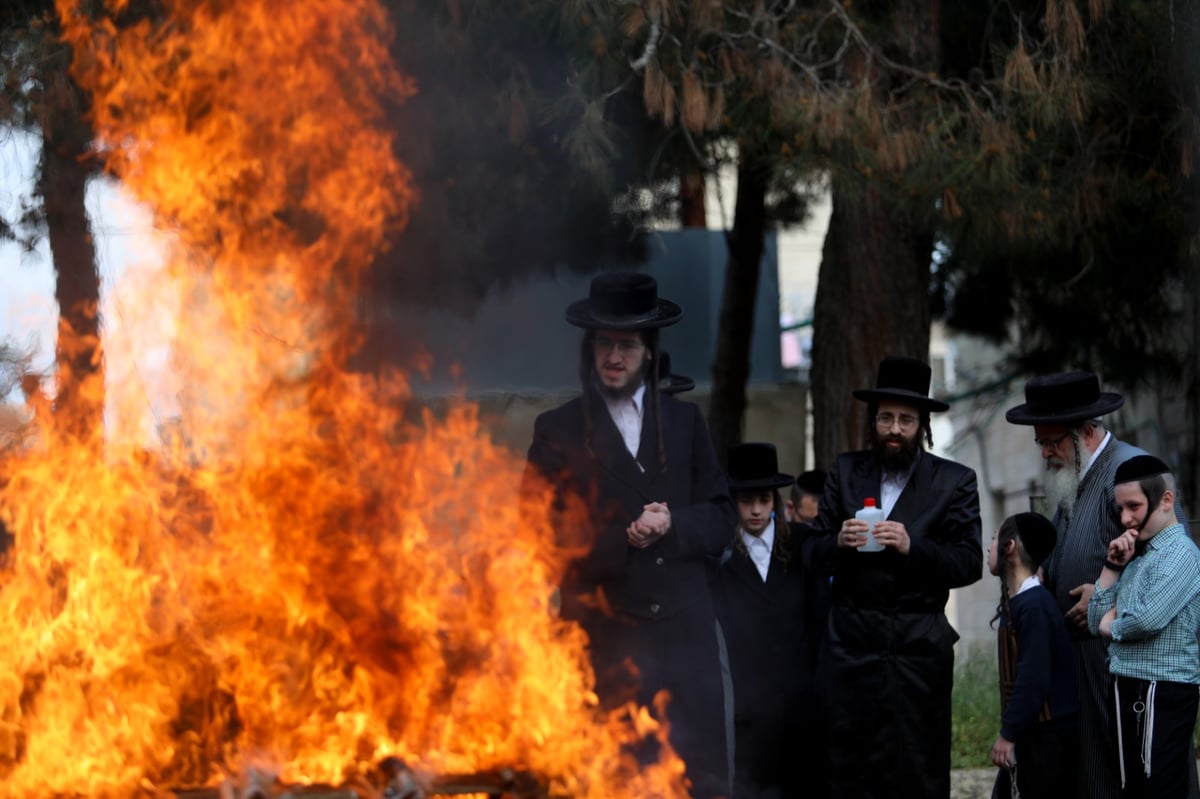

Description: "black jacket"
714 523 822 798
801 448 983 799
521 388 736 797
523 390 735 621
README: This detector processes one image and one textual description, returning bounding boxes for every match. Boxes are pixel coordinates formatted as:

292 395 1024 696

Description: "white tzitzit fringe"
1115 679 1127 789
1141 681 1157 779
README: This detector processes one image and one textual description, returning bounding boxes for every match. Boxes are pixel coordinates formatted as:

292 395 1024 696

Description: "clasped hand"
627 502 670 548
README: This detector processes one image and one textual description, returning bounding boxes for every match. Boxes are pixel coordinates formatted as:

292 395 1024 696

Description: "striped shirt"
1088 523 1200 684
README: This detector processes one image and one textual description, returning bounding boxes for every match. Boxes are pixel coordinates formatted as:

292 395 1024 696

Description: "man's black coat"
523 388 735 795
801 448 982 799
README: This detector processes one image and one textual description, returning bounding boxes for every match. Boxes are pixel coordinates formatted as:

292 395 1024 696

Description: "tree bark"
810 179 934 468
708 147 768 466
679 162 707 228
810 0 940 468
38 65 102 441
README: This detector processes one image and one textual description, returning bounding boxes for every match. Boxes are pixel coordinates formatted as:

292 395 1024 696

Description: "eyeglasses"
875 412 919 430
592 337 645 355
1034 431 1072 452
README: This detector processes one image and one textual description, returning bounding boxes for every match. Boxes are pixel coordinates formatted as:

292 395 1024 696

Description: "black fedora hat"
657 350 695 395
1005 371 1124 426
566 272 683 330
727 443 795 492
852 356 949 412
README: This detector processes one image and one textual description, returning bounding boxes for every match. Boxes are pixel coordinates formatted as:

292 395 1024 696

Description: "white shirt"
881 465 915 519
1015 574 1041 596
1080 430 1111 483
603 384 645 463
739 519 775 582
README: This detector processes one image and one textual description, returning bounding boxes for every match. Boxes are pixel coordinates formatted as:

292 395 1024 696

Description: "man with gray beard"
1005 371 1188 799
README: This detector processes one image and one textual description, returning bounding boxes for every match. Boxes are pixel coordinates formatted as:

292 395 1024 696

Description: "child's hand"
990 735 1016 768
1107 529 1137 566
1098 606 1117 641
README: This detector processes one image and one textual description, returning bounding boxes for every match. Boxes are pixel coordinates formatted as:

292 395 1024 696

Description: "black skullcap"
795 470 827 496
1114 455 1172 486
1012 512 1057 568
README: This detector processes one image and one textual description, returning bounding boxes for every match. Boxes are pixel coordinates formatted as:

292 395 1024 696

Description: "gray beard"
1045 463 1080 517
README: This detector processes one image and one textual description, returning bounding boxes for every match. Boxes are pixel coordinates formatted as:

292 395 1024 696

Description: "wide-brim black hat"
727 443 794 491
1005 371 1124 426
657 350 695 395
566 271 683 330
852 356 949 412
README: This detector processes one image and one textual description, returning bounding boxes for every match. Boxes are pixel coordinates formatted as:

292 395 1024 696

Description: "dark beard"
872 433 920 475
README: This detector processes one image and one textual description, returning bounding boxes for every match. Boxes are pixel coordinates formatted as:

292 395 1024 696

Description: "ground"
951 768 995 798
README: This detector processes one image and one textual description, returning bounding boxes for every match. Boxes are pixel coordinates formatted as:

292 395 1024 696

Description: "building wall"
379 230 784 397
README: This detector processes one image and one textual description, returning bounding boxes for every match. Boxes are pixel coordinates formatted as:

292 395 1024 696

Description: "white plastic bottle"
855 497 885 552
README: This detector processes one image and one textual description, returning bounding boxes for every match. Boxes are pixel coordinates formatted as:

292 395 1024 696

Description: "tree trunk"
708 147 768 466
810 0 940 468
810 179 933 468
679 162 707 228
38 64 102 442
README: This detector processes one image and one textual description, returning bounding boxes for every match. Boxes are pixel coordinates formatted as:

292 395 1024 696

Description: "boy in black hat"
800 355 983 798
1088 456 1200 798
1004 371 1187 799
521 272 735 797
988 512 1080 799
713 443 820 799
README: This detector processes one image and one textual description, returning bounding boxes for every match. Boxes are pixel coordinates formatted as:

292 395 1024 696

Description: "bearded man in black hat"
800 355 982 799
521 272 735 797
1005 371 1189 799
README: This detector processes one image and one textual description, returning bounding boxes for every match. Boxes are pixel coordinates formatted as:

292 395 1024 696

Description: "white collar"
1015 574 1041 595
1079 430 1111 482
603 382 645 415
739 517 776 551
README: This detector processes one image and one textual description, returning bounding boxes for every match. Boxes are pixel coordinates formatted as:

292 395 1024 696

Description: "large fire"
0 1 689 797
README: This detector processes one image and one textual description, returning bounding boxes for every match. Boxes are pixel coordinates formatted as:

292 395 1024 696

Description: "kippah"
1114 455 1172 485
795 470 826 495
1011 512 1057 567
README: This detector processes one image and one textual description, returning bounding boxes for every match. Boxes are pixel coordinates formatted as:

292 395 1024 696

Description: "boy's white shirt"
1015 574 1041 596
739 519 775 582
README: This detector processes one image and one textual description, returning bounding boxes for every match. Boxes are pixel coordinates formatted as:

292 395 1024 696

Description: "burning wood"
172 760 551 799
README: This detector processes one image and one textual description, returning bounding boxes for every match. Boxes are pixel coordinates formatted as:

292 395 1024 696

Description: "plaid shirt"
1089 523 1200 683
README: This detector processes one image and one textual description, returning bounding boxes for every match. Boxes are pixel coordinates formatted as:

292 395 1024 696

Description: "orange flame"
0 1 690 797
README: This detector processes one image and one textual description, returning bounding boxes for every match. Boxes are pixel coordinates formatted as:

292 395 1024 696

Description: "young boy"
1088 455 1200 798
988 512 1080 798
713 442 819 799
